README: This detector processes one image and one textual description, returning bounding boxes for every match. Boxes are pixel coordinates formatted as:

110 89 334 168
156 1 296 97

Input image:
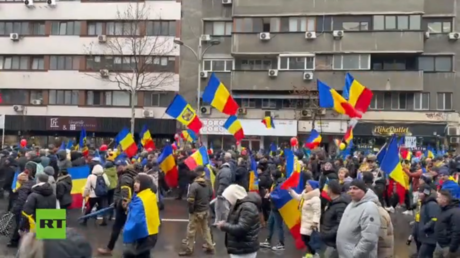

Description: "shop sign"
47 117 98 131
372 126 412 136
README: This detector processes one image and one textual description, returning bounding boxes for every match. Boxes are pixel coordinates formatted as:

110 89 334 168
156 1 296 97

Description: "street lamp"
174 38 221 114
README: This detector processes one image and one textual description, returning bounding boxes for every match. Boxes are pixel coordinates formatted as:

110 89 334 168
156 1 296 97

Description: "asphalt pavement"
0 198 415 258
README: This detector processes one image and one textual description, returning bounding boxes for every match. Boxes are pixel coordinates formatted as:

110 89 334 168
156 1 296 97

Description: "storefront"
200 119 297 151
352 122 447 149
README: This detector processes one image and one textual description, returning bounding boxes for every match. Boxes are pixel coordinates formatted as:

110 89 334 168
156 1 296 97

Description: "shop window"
208 135 222 150
223 135 236 150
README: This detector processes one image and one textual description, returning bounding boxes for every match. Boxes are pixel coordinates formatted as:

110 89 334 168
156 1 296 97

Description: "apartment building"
180 0 460 150
0 0 180 145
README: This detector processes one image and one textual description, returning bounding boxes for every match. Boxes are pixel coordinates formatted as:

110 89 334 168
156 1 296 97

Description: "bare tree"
85 3 176 134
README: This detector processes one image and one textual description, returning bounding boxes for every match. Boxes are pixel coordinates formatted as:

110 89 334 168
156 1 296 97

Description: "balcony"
232 32 424 54
232 0 424 16
230 70 424 91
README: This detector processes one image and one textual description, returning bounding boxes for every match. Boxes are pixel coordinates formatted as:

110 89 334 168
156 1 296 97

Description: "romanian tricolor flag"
425 145 435 159
321 179 332 201
166 94 203 134
400 148 412 161
305 129 322 149
270 172 307 249
281 149 301 189
140 125 155 149
202 73 239 116
337 126 354 151
158 144 178 188
381 135 409 204
123 188 160 244
184 146 209 171
223 116 245 141
248 156 259 192
208 142 214 155
261 116 275 129
317 80 362 118
68 166 90 209
78 128 88 156
115 128 138 158
343 73 373 114
181 129 198 143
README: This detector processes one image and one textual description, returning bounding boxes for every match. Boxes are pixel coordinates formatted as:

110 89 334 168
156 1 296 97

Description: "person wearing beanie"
82 164 110 226
320 179 349 258
44 166 56 196
336 179 381 258
287 180 321 257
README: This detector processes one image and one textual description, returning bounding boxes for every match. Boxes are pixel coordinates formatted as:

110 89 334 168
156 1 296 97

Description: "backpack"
93 175 108 197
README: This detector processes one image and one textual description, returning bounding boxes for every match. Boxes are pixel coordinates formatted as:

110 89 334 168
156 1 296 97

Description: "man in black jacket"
320 179 349 258
433 190 460 258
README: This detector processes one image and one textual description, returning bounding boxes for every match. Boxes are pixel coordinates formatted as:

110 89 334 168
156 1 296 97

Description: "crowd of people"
0 142 460 258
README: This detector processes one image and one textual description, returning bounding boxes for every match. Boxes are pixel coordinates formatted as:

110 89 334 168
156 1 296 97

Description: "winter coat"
56 174 72 207
40 156 50 168
289 188 321 235
20 182 56 231
47 154 59 177
221 192 261 255
336 189 381 258
177 158 191 187
104 165 118 190
83 165 110 198
434 199 460 253
114 168 137 207
320 195 349 248
57 150 72 173
187 177 213 214
374 199 394 258
3 164 17 192
235 165 249 191
417 194 441 244
11 180 35 216
215 163 234 196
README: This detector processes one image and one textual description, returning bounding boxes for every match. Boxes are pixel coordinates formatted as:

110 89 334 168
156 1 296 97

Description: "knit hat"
307 180 319 190
349 179 367 192
222 184 248 206
44 166 55 177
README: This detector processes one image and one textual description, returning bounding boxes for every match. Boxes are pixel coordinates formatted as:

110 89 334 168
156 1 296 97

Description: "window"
414 92 429 110
333 54 370 70
241 99 256 108
418 56 452 72
0 21 45 36
31 57 44 70
0 56 30 70
50 56 80 70
369 92 384 110
391 92 408 110
106 22 139 36
144 92 161 107
204 21 232 36
105 91 135 106
424 18 452 33
371 55 418 71
146 21 176 36
373 15 421 30
113 57 137 71
87 22 103 36
279 17 315 32
279 56 314 70
203 59 233 72
51 21 81 35
145 56 176 72
49 90 78 105
239 59 273 70
86 91 103 105
234 18 280 33
437 93 452 110
333 16 371 31
262 99 277 109
0 90 27 105
29 90 43 104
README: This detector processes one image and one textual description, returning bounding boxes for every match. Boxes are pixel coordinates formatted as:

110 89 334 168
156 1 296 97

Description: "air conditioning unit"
200 71 208 79
301 109 312 118
448 32 460 40
425 31 430 39
100 69 109 78
47 0 56 6
10 33 19 41
24 0 34 7
98 35 107 43
305 31 317 39
222 0 232 4
143 109 154 118
200 106 211 115
450 137 460 144
31 99 42 105
200 35 211 42
317 108 326 116
303 71 314 80
259 32 271 41
333 30 344 39
448 126 458 136
268 69 278 77
13 105 24 112
238 108 247 115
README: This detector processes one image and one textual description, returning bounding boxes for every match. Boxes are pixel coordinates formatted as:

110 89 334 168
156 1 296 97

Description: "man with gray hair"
213 152 236 224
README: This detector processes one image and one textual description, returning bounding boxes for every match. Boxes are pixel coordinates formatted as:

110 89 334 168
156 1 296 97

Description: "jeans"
107 207 128 250
418 243 436 258
267 211 284 244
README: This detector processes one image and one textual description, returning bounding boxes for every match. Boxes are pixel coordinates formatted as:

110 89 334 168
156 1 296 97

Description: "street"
0 199 414 257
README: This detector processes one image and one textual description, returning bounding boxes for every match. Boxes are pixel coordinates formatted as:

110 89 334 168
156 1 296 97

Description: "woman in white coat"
82 164 110 226
288 180 321 258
